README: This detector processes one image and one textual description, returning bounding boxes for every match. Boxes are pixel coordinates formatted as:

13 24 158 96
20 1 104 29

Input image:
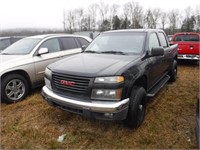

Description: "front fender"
122 63 147 99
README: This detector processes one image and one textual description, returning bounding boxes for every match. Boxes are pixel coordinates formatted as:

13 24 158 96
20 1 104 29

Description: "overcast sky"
0 0 199 30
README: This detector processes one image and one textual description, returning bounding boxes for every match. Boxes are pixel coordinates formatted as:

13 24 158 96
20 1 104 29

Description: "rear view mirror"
151 47 164 56
81 45 87 52
38 48 49 55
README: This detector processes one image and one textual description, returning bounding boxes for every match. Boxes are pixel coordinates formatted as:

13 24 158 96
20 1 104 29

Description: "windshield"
2 38 41 55
85 32 146 55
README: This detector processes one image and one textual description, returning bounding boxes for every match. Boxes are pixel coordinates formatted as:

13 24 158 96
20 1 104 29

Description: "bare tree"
168 9 180 34
144 9 154 28
98 1 109 22
63 9 67 32
194 5 200 31
123 2 131 19
185 6 192 20
123 1 143 28
75 8 84 31
66 9 76 33
160 11 167 30
109 4 120 29
151 8 161 28
88 3 98 31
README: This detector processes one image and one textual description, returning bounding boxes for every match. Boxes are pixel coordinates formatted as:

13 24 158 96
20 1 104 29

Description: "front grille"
52 73 91 95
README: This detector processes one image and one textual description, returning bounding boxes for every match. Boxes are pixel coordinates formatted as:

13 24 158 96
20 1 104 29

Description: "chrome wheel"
5 79 25 101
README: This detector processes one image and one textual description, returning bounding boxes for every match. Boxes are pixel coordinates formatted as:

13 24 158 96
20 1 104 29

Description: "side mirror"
151 47 164 56
81 45 87 52
38 48 48 56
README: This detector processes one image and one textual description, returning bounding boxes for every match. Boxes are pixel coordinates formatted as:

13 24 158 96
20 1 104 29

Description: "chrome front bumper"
178 54 200 60
41 86 129 113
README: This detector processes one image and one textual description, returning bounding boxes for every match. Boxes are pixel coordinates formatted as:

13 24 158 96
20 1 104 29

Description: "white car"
0 34 91 104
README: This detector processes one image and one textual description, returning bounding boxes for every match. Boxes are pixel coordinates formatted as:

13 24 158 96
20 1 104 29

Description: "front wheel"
168 60 177 82
124 86 147 129
1 74 29 104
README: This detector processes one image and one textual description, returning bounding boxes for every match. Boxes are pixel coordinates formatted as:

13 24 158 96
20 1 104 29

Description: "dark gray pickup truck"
42 29 178 129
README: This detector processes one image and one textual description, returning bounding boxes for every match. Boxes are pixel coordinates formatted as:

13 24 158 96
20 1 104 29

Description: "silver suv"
0 34 92 104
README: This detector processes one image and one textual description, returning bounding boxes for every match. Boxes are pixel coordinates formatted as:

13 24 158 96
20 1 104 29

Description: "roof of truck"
104 29 164 33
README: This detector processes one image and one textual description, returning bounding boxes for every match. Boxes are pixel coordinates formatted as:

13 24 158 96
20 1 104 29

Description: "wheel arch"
1 70 32 89
126 75 147 98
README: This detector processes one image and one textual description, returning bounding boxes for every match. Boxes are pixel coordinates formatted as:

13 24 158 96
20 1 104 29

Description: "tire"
168 60 177 82
124 86 147 129
1 74 29 104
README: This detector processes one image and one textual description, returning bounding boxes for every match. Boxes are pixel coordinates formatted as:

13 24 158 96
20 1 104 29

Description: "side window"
189 35 199 42
174 35 183 41
158 32 168 48
60 37 78 50
77 37 89 47
183 35 190 41
40 38 61 53
149 33 160 50
0 39 11 50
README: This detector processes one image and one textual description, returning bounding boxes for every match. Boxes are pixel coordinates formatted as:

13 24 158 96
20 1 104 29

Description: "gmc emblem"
60 80 75 86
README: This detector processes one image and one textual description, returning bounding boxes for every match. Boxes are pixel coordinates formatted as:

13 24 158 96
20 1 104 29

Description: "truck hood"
49 53 140 77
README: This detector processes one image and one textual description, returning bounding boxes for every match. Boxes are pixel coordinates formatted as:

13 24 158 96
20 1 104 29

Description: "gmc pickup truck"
42 29 178 129
170 32 200 61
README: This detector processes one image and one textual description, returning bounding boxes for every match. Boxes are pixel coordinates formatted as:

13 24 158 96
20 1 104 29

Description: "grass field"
1 61 199 149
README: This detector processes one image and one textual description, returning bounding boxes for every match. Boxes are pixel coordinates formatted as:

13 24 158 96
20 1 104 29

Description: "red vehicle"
170 32 200 60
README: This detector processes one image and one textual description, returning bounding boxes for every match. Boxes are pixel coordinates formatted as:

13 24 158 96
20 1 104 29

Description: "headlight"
45 67 52 79
91 89 122 100
94 76 124 83
45 77 52 89
44 67 52 89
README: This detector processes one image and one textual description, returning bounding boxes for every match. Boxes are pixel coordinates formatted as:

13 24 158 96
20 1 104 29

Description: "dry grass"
1 60 199 149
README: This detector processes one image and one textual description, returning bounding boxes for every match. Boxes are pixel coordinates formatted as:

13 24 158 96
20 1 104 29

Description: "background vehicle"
42 29 178 129
73 31 100 39
0 36 25 50
170 32 200 61
0 34 92 104
167 35 173 42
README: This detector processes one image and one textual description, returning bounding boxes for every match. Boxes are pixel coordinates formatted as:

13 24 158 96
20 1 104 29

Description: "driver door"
33 38 62 85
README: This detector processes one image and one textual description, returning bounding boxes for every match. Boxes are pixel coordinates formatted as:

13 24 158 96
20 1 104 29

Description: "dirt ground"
1 60 199 149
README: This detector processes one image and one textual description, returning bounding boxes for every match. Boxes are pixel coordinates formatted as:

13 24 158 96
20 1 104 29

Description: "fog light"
104 113 113 118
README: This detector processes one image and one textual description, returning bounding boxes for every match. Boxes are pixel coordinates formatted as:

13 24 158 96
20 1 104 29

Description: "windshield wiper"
100 50 126 55
84 50 100 54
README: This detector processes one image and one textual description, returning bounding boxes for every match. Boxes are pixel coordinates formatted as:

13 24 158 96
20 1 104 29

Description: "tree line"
63 1 200 35
1 1 199 37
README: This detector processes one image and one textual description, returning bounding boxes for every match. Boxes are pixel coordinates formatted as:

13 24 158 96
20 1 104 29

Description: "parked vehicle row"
0 34 92 104
1 30 198 136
